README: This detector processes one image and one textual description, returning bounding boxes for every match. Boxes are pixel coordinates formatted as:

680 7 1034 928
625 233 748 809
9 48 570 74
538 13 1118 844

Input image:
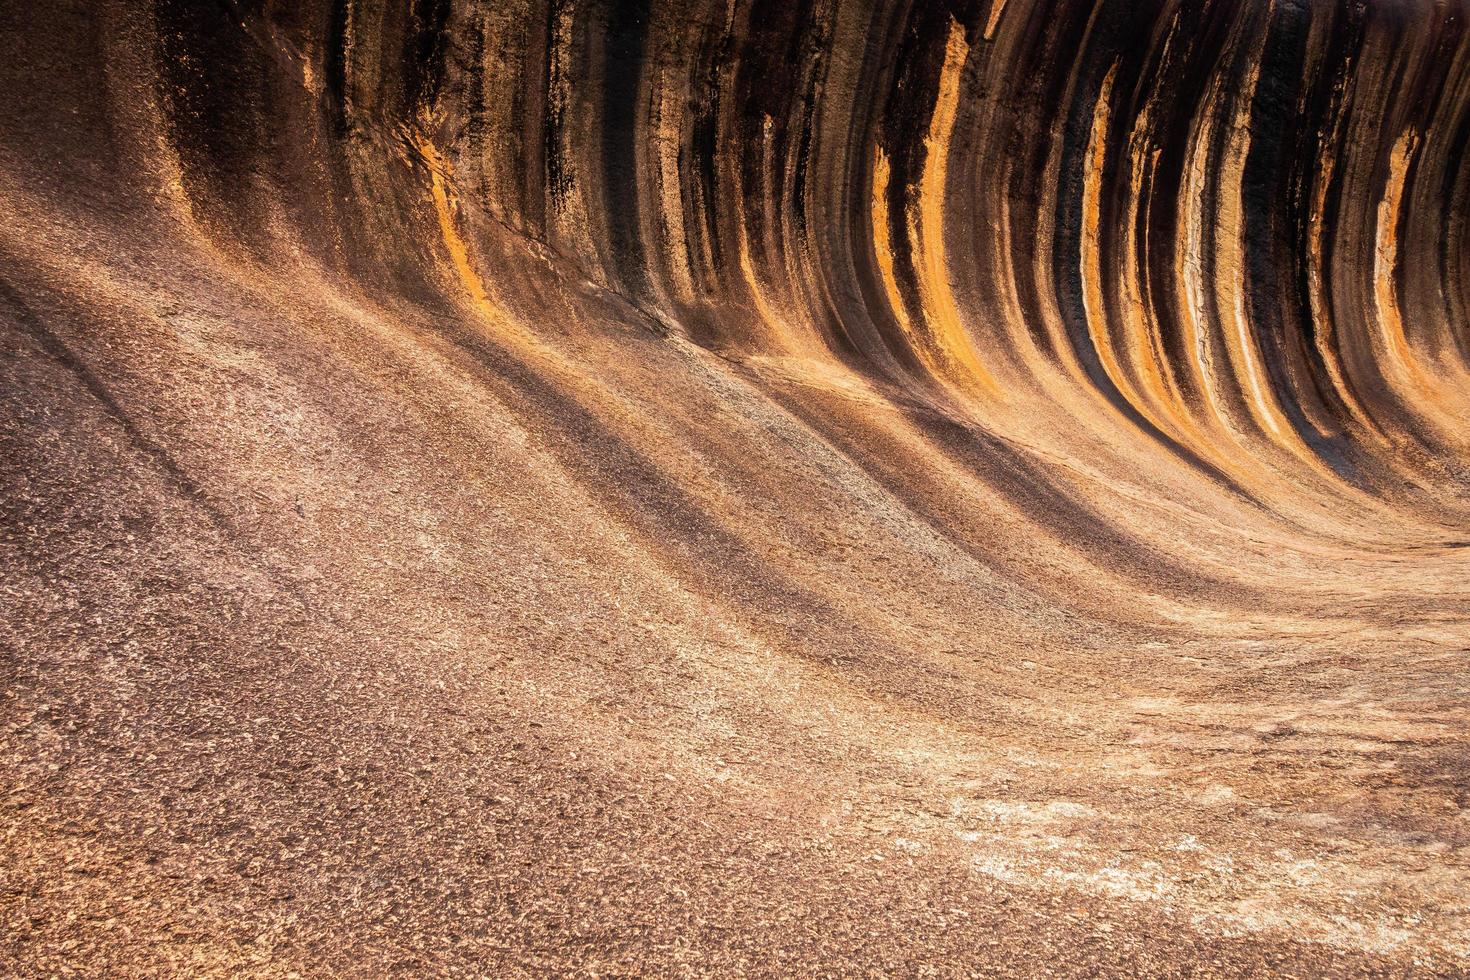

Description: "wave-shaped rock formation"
4 0 1470 973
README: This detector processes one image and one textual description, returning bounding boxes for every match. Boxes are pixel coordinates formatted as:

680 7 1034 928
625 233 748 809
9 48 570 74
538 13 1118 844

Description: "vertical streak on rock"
1211 43 1288 442
654 64 695 304
544 1 579 229
1302 64 1381 442
602 0 651 297
737 122 796 345
1176 68 1230 440
870 147 918 350
983 0 1007 42
1374 128 1421 387
418 135 493 314
908 17 997 396
1118 108 1182 430
1080 64 1145 418
325 0 353 133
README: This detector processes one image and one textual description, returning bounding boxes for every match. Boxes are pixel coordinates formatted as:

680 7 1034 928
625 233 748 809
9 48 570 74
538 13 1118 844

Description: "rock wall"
3 0 1470 973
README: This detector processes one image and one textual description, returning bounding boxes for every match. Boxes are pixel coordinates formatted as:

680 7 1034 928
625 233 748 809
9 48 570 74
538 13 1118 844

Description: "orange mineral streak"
1374 129 1423 386
1207 45 1347 486
1081 66 1165 427
1176 102 1223 429
870 146 921 357
1305 122 1386 442
736 124 807 355
898 17 999 397
984 0 1009 41
1118 121 1186 423
416 133 494 313
1211 60 1290 443
1368 129 1470 450
1079 67 1240 483
1172 40 1348 487
654 68 697 304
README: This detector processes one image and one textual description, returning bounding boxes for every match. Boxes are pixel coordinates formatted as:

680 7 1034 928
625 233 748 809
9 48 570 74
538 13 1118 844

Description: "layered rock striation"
3 0 1469 973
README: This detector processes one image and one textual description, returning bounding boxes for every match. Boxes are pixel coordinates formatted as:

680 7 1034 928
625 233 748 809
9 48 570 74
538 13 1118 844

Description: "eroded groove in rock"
2 0 1468 974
